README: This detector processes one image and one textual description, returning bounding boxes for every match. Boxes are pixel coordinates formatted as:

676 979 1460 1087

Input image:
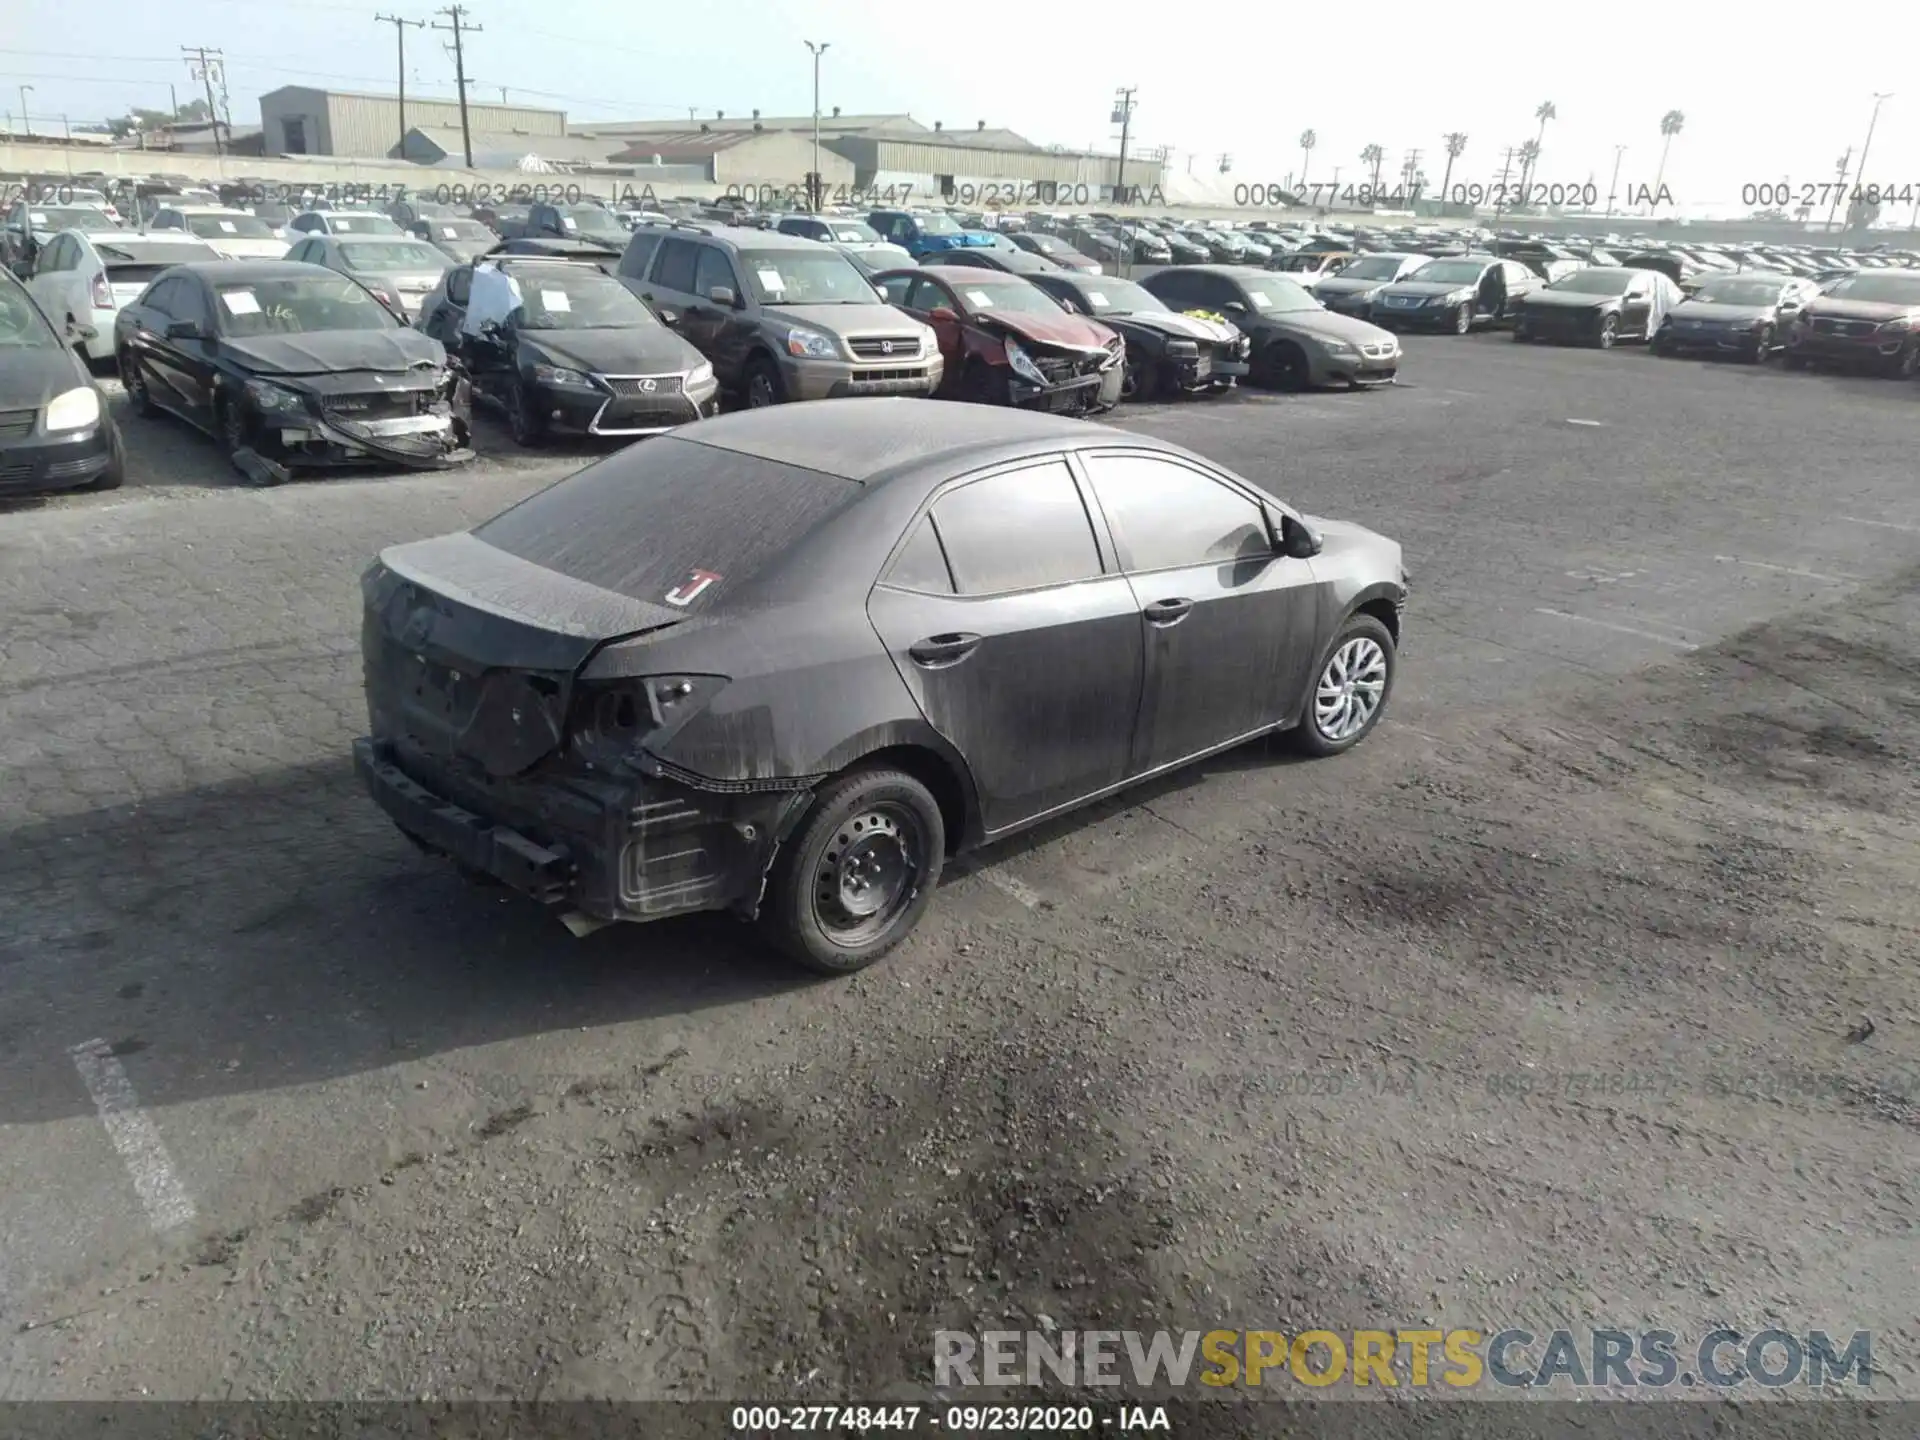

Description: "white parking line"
1566 418 1604 426
1712 555 1860 584
1838 515 1920 533
1534 607 1697 651
68 1039 196 1233
980 871 1044 909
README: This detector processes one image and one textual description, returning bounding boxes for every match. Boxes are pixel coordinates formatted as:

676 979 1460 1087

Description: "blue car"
868 209 996 260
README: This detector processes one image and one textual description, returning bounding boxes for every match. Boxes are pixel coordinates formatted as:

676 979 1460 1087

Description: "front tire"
86 427 126 491
1452 302 1473 335
1256 341 1310 392
759 766 946 975
1292 614 1396 758
1748 324 1774 364
743 356 786 408
1595 314 1619 350
508 381 546 446
218 394 268 483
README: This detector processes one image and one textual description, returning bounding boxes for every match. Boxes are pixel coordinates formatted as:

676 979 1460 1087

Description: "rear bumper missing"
353 738 812 924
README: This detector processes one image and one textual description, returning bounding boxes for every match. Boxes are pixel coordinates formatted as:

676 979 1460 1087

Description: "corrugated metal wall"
324 94 566 158
842 137 1148 188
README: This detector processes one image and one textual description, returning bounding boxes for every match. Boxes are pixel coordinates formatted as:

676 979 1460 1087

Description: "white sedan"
25 230 219 363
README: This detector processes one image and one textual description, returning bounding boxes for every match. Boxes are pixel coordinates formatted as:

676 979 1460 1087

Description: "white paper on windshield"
966 289 994 307
218 219 237 233
560 216 578 232
835 230 865 242
1086 291 1108 306
334 219 353 231
441 225 460 239
221 289 262 315
757 267 786 293
29 212 48 225
1250 292 1273 307
540 288 572 312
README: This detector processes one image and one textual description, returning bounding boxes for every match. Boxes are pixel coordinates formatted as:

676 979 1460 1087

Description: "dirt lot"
2 337 1918 1418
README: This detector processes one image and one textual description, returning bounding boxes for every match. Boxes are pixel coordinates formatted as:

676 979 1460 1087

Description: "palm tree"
1525 100 1556 190
1360 143 1385 193
1439 131 1468 204
1298 128 1317 189
1652 109 1685 199
1517 140 1541 206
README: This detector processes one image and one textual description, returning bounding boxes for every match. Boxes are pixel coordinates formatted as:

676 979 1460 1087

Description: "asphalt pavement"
2 334 1918 1403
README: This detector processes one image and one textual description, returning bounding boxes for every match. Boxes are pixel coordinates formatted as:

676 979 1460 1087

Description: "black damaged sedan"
354 400 1408 973
114 261 472 483
1025 270 1252 399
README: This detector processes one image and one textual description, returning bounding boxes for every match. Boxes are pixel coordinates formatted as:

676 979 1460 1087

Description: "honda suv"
618 223 942 406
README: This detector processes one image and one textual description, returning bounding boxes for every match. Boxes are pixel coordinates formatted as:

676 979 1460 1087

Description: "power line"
373 14 426 155
430 5 481 168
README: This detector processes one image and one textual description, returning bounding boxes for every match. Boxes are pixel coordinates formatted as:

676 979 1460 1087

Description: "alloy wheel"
1597 315 1618 350
810 803 925 948
1454 303 1473 335
1313 636 1388 744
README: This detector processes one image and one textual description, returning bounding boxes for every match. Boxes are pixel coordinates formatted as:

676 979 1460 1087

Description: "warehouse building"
394 126 627 171
257 86 566 159
577 111 1162 198
601 128 856 190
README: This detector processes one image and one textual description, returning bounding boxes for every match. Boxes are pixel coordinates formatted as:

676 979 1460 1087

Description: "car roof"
162 260 325 283
914 265 1039 283
676 397 1183 488
671 223 820 252
166 204 250 214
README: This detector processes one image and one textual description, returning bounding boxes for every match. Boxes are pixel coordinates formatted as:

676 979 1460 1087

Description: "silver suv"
617 222 941 406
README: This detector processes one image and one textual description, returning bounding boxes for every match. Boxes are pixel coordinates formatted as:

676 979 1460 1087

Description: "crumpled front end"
1000 331 1126 413
238 367 474 477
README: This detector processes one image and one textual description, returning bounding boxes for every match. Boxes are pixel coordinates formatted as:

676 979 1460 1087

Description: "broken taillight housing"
568 675 729 765
91 272 113 310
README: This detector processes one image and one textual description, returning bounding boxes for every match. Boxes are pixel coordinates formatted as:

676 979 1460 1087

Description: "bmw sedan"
353 400 1407 973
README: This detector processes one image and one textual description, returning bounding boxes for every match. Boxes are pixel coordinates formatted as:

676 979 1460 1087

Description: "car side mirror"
928 306 957 323
1225 301 1248 315
708 285 737 307
164 320 203 341
1277 512 1323 560
68 319 99 342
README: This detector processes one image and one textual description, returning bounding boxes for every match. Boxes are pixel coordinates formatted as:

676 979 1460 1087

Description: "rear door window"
474 435 858 609
620 229 663 280
930 462 1103 596
652 238 700 294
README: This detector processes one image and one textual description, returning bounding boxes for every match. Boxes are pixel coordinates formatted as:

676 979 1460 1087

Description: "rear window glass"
474 437 856 608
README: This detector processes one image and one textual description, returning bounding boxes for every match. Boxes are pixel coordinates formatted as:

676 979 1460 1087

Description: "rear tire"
759 766 946 975
120 350 159 418
1291 613 1396 758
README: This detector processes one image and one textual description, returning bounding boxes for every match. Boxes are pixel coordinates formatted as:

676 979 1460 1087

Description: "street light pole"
804 41 830 212
1832 92 1891 231
18 85 32 137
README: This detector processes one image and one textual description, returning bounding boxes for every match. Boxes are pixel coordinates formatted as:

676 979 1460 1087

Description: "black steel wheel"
743 356 786 408
760 766 945 975
1256 341 1310 392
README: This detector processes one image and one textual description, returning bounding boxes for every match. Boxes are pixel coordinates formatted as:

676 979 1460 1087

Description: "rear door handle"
908 632 982 667
1143 598 1194 626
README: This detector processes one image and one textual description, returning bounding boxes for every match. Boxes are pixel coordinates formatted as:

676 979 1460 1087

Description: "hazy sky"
9 0 1920 213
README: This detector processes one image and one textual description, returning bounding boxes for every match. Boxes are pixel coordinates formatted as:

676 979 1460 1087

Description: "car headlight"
785 328 840 359
1878 317 1911 333
1164 339 1201 356
1321 340 1359 358
244 379 306 416
43 385 101 432
532 364 595 388
686 361 715 387
1003 337 1049 385
1442 289 1474 305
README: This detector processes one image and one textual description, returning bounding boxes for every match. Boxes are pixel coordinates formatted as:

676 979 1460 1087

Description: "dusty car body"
1312 252 1432 318
353 400 1407 972
875 265 1126 413
113 260 471 483
1652 273 1815 362
1369 255 1539 333
1510 266 1681 348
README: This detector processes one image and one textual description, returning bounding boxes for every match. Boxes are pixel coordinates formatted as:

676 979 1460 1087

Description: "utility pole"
1492 145 1517 221
432 5 481 169
16 85 31 138
375 14 426 156
1110 87 1137 204
804 40 829 212
181 47 224 154
1836 92 1892 232
1824 147 1853 233
1605 144 1627 219
1402 147 1423 201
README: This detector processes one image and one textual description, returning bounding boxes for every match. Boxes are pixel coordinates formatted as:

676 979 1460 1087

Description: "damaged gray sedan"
353 400 1408 975
113 260 472 484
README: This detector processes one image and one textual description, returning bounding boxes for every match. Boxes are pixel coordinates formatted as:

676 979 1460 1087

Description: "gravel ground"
2 335 1918 1413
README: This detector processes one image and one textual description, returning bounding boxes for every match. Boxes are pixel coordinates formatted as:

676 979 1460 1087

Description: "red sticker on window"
664 569 722 607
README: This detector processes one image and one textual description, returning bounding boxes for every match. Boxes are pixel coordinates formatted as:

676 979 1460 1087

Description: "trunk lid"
363 532 683 778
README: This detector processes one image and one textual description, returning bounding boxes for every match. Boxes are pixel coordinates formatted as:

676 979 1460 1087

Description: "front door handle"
908 632 982 667
1143 598 1193 626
